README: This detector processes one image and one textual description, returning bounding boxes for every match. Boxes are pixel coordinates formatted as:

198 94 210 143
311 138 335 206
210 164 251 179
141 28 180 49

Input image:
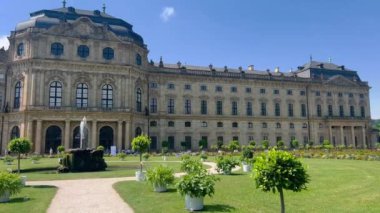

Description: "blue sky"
1 0 379 118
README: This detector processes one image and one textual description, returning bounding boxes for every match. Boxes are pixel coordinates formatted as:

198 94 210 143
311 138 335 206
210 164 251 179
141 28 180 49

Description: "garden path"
27 161 238 213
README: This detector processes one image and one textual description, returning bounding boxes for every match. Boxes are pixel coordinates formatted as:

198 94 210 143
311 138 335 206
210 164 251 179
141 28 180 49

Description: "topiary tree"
198 139 208 151
228 140 240 152
253 149 309 213
261 140 270 150
291 139 299 149
276 140 285 149
57 145 65 154
216 140 224 150
8 138 33 173
131 134 151 173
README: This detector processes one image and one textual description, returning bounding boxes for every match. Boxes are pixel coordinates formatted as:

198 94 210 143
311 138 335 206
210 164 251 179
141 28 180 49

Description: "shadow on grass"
203 204 236 212
26 185 57 189
21 167 57 173
7 197 35 203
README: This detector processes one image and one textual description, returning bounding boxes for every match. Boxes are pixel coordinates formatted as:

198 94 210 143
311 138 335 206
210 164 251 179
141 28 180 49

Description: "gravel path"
26 161 239 213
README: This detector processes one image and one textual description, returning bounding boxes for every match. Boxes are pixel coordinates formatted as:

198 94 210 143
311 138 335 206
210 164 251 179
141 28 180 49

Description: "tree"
228 140 240 152
8 138 33 173
261 140 270 150
276 140 285 149
131 134 151 172
198 139 208 150
291 139 299 149
253 149 309 213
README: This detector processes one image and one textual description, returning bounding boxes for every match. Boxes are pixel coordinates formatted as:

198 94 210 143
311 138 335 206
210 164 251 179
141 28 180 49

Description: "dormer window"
77 45 89 58
51 42 64 56
102 47 114 60
17 43 24 56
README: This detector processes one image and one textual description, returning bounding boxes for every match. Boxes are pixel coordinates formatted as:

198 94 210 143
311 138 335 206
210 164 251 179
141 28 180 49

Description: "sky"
0 0 379 118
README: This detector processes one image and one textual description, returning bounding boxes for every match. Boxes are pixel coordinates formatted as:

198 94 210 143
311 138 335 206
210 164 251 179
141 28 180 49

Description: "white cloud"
160 7 175 22
0 35 9 50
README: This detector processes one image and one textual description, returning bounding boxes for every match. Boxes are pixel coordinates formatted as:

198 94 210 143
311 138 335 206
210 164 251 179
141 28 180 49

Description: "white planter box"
242 164 252 172
185 195 204 211
153 184 167 192
0 191 10 203
135 171 146 181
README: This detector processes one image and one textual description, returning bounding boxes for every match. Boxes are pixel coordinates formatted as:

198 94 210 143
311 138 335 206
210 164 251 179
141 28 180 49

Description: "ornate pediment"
46 17 121 42
325 75 358 87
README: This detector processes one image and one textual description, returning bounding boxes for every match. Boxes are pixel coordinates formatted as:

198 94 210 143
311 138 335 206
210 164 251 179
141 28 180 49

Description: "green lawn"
0 156 184 181
0 185 57 213
114 159 380 213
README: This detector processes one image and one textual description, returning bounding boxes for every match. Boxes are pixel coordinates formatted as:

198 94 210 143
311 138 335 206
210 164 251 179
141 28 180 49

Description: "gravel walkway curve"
26 161 239 213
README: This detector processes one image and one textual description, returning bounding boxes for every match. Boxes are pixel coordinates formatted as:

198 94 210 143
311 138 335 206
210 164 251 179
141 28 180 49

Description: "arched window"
14 81 21 109
102 47 114 60
17 43 24 56
232 122 238 128
135 127 142 137
51 42 64 56
76 83 88 109
290 123 295 129
276 122 281 129
136 88 142 112
248 122 253 128
101 84 113 109
136 54 142 65
10 126 20 139
77 45 89 58
49 81 62 108
262 122 267 128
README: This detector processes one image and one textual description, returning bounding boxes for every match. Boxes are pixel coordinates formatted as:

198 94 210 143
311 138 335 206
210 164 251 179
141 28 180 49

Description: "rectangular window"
275 103 281 116
233 136 239 141
328 105 333 116
260 88 266 94
217 136 223 144
301 104 306 117
261 102 267 116
168 99 175 114
232 101 238 115
359 94 364 98
201 100 207 115
167 83 175 90
349 93 353 98
350 106 355 117
200 85 207 91
185 136 192 150
149 82 158 88
287 90 293 95
150 98 157 113
316 91 320 96
288 103 294 117
327 92 332 97
168 136 175 150
300 91 306 96
184 99 191 114
317 104 322 117
246 102 253 116
216 100 223 115
184 84 192 90
338 92 343 97
273 89 279 95
245 87 252 93
361 106 365 117
216 86 223 92
339 105 344 117
231 86 237 93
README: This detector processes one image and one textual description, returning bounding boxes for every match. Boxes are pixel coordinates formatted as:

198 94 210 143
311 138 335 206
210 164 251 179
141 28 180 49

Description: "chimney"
248 65 254 71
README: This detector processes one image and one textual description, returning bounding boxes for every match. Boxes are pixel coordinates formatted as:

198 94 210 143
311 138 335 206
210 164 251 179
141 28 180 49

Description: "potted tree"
241 147 254 172
0 171 23 203
131 134 151 181
8 138 33 173
146 165 175 192
227 140 240 153
177 169 219 211
216 156 239 175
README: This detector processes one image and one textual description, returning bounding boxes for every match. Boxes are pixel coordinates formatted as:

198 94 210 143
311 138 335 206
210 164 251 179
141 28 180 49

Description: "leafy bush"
249 141 256 147
261 140 270 149
146 165 175 191
96 145 105 151
143 153 150 161
30 155 41 163
198 139 208 150
216 156 239 174
117 152 127 160
322 140 333 149
3 156 14 165
241 147 254 164
177 170 219 198
228 140 240 152
291 140 299 149
181 154 191 160
200 153 208 160
57 145 65 153
216 140 224 150
180 158 203 174
276 140 285 149
8 138 33 173
0 172 23 198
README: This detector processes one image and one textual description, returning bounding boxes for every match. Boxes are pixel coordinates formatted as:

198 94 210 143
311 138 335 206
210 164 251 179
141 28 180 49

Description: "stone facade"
0 6 374 154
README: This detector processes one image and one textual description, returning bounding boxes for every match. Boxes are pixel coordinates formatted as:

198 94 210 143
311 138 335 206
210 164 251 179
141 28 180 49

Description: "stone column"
35 120 42 154
39 71 45 106
340 126 344 146
91 120 97 148
1 120 9 155
125 121 130 149
30 72 36 106
117 121 123 152
27 120 33 141
362 126 366 148
64 120 70 149
351 126 355 147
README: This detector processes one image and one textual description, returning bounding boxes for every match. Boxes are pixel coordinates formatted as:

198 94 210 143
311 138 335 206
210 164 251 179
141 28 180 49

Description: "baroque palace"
0 6 377 154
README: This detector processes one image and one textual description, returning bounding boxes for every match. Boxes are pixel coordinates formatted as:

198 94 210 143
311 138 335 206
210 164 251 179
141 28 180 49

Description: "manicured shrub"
180 158 203 174
132 134 151 173
57 145 65 153
216 156 239 175
262 140 270 150
198 139 208 150
0 172 23 202
276 140 285 149
8 138 33 173
177 170 219 198
96 145 105 151
146 165 175 192
228 140 240 152
117 152 127 160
